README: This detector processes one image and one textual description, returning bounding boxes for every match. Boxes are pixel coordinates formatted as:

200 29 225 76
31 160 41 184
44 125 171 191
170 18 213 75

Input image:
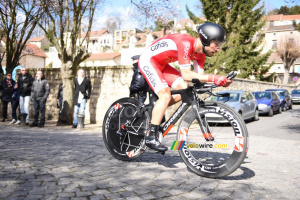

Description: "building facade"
262 14 300 83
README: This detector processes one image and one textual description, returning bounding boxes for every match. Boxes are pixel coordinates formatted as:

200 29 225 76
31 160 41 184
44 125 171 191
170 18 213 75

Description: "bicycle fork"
193 102 214 141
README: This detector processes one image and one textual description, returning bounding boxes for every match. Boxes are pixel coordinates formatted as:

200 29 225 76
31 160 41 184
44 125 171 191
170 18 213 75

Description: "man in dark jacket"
129 55 149 103
30 71 50 127
56 83 63 111
72 69 91 128
1 73 15 122
15 67 34 125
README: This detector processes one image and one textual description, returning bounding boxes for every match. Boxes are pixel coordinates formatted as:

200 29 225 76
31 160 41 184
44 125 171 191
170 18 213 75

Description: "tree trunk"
282 61 290 85
59 61 75 124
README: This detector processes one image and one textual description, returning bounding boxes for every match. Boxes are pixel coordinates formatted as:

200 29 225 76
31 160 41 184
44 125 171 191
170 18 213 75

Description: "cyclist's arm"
180 67 232 87
180 67 210 82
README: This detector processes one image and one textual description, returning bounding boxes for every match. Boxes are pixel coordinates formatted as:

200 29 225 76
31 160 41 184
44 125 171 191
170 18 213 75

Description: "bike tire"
102 97 149 161
177 101 249 178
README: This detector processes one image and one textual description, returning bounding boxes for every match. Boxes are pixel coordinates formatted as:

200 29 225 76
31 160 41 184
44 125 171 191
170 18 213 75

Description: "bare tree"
27 0 102 124
0 0 42 74
277 37 300 84
104 12 122 34
0 30 5 74
129 0 180 29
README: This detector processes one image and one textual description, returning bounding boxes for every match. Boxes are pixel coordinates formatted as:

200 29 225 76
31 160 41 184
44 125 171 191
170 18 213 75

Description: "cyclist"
138 22 232 152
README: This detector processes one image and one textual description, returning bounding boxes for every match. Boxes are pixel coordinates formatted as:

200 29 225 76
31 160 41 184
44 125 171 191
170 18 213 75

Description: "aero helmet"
197 22 226 46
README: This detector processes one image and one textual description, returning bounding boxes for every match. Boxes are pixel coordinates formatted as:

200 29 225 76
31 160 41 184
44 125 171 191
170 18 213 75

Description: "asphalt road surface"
0 105 299 200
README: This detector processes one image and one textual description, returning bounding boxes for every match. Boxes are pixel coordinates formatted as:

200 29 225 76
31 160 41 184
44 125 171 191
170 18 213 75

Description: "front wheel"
253 109 259 121
268 107 274 117
278 106 282 114
283 102 288 111
177 101 249 178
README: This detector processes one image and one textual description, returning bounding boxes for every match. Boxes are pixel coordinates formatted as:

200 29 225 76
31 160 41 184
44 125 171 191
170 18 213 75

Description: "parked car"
206 90 259 122
291 89 300 104
265 89 292 111
252 91 282 116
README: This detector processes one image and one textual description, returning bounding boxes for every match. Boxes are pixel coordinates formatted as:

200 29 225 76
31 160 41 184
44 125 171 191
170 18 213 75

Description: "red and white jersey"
142 33 206 73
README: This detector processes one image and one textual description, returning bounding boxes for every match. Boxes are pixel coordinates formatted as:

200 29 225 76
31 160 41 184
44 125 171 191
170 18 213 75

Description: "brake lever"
227 71 237 80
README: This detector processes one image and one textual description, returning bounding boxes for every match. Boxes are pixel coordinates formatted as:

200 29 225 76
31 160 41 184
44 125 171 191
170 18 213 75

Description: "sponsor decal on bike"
182 146 225 172
151 41 168 51
183 42 190 60
126 139 145 158
179 127 188 141
143 66 156 87
234 136 244 152
200 107 243 138
105 107 118 131
181 146 217 173
113 103 121 109
163 103 187 131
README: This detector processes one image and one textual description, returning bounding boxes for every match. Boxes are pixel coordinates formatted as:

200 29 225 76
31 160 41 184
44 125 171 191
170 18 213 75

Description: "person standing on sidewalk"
10 74 21 124
72 69 91 128
1 73 15 122
56 83 63 111
15 67 34 125
30 71 50 128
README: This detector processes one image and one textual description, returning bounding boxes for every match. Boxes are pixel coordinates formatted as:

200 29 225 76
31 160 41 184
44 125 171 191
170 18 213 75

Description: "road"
0 105 299 200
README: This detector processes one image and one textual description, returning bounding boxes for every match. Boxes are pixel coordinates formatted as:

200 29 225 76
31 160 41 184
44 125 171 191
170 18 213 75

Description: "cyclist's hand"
208 75 232 87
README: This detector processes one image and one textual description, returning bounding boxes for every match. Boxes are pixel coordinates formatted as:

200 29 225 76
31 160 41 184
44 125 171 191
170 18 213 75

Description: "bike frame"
161 86 213 140
120 81 216 141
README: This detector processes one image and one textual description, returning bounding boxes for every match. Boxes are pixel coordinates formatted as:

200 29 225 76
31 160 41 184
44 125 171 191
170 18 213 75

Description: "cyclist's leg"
139 57 171 125
139 57 170 151
162 64 188 106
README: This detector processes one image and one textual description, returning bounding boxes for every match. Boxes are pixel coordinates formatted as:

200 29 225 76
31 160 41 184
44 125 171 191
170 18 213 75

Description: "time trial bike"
102 72 249 178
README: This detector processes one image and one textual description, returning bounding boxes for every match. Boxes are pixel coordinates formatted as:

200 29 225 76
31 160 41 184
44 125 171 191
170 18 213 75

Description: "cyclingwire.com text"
186 143 228 149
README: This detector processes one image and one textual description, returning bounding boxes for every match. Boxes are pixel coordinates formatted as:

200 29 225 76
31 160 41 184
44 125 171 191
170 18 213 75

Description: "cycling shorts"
138 55 183 94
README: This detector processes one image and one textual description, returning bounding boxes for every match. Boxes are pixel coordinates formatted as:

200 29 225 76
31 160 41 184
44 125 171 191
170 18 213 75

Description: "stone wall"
0 67 298 125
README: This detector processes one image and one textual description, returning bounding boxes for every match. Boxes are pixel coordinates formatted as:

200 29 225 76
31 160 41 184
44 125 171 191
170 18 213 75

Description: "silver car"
206 90 259 122
291 89 300 104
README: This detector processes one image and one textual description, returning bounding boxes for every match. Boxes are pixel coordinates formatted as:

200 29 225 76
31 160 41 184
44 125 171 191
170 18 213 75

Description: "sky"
93 0 300 30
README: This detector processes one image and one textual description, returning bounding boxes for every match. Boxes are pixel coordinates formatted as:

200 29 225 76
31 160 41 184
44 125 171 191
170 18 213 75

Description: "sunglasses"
210 41 224 50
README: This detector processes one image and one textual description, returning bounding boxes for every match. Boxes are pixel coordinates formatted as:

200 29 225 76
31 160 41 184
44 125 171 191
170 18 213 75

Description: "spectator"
129 55 149 104
1 73 15 122
15 67 34 125
72 69 91 128
30 71 50 128
56 83 63 111
10 74 21 124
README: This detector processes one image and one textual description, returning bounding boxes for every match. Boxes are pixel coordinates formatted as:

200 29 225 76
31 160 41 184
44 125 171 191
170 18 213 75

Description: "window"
104 39 106 44
270 21 274 26
241 92 248 102
116 32 120 37
272 92 278 100
272 40 277 50
107 39 109 44
247 92 254 101
289 38 294 43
